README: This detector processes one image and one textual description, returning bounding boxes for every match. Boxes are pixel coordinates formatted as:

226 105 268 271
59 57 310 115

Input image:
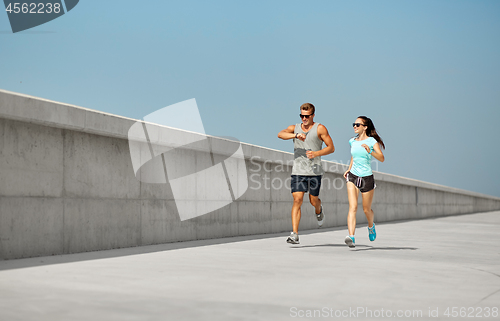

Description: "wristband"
295 133 298 139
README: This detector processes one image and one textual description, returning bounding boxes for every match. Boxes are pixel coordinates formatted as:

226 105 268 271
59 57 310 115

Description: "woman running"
343 116 385 248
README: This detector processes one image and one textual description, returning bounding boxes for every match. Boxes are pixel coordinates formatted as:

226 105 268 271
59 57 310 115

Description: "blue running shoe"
344 236 355 248
368 224 376 241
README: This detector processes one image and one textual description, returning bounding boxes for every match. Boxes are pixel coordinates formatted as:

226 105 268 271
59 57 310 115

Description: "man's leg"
309 194 322 215
309 175 324 227
291 192 305 233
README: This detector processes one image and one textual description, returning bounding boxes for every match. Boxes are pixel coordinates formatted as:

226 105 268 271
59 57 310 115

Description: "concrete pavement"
1 211 499 321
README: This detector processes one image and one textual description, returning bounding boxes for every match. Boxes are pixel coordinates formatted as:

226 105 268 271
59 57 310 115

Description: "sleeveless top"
292 123 324 176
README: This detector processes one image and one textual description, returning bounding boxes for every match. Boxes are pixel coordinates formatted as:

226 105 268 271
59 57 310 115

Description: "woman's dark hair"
358 116 385 149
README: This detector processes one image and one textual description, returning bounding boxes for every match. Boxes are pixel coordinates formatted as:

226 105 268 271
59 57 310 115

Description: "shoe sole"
286 238 299 244
344 237 355 248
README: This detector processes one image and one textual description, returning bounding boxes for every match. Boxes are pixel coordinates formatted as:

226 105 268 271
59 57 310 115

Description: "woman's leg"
346 182 359 236
361 189 375 227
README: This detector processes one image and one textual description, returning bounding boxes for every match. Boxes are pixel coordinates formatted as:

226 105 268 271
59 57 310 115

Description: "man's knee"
293 193 304 204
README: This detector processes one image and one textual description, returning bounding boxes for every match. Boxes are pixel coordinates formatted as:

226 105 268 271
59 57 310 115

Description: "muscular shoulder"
317 123 328 134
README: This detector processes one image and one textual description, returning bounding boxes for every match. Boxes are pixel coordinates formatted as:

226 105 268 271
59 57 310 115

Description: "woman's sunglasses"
353 123 365 127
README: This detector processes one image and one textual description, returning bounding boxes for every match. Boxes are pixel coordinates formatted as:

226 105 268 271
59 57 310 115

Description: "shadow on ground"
0 226 347 271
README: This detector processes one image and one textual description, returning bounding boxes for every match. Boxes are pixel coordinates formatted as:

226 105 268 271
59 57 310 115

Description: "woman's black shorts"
346 171 375 193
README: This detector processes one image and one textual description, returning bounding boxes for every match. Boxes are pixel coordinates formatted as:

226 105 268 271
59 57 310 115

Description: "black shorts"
291 175 322 196
346 171 375 193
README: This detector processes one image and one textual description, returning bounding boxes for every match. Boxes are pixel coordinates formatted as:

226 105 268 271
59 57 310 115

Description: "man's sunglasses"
300 114 313 119
353 123 365 127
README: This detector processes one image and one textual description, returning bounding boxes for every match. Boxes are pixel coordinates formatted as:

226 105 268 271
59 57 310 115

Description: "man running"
278 103 335 244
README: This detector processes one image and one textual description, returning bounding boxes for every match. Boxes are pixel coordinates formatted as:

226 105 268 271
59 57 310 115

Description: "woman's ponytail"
358 116 385 149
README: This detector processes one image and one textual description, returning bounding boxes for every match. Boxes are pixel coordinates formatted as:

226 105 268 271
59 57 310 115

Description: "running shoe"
286 232 300 244
316 206 324 227
344 235 355 248
368 224 376 241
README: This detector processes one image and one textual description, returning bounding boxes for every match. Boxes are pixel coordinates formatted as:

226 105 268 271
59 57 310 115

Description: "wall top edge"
0 89 222 140
0 88 138 122
1 89 499 201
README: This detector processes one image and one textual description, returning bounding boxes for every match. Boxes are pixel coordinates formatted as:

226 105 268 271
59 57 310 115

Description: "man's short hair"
300 103 315 115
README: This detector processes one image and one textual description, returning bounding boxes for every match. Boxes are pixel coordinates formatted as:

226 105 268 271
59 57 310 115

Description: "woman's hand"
344 170 349 179
361 144 371 154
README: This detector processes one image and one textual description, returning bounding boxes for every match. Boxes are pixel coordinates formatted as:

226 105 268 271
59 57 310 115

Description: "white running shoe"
286 232 300 244
316 206 324 227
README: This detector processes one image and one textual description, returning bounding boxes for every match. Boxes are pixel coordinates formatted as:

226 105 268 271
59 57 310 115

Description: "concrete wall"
1 89 499 259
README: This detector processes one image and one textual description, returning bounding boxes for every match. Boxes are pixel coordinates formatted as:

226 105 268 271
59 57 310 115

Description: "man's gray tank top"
292 122 324 176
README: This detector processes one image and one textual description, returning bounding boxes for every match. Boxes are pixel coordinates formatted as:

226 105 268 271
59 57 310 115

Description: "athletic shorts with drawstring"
346 171 375 193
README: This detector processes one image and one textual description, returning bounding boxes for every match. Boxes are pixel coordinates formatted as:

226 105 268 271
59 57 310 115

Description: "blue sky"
1 0 500 197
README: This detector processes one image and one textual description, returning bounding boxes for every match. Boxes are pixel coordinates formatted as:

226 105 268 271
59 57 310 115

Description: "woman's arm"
370 142 385 162
344 157 353 178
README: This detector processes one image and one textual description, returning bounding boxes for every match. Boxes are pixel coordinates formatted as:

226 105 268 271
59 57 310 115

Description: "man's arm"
306 124 335 158
278 125 304 141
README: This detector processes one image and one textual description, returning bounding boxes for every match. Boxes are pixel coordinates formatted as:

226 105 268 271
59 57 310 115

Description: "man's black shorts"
346 171 375 193
291 175 322 196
